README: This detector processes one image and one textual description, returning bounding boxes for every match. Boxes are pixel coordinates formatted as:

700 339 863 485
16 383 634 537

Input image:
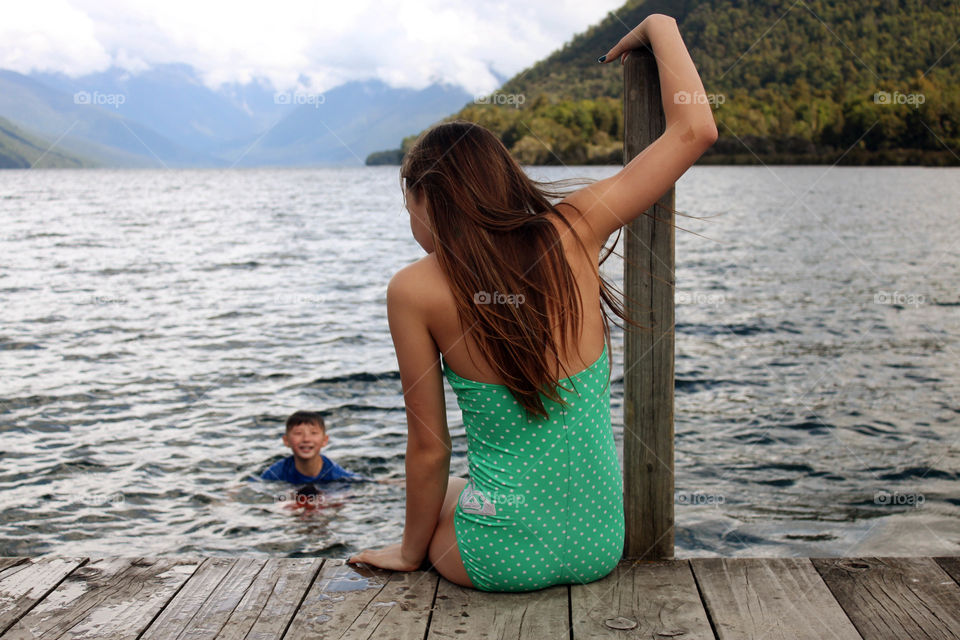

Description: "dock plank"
690 557 861 640
285 559 437 639
0 559 28 575
813 556 960 640
140 557 266 640
215 557 323 640
571 559 715 639
2 555 957 640
4 556 200 640
933 556 960 587
0 557 86 637
426 579 568 639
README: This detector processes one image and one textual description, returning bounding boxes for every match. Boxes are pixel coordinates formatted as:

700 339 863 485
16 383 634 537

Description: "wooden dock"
2 555 960 639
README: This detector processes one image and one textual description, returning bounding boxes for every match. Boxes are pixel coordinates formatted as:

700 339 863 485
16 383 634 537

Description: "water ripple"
0 165 958 558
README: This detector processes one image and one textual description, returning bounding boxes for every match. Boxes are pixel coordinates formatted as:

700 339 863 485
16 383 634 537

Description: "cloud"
0 0 112 75
0 0 625 94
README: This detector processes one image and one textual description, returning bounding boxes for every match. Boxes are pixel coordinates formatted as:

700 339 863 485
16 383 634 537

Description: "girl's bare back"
412 209 607 385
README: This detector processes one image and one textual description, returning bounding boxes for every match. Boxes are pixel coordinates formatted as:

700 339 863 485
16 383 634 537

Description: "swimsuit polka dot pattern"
443 342 624 592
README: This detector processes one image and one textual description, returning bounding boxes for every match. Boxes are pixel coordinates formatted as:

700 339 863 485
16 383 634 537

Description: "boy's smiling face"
282 421 329 459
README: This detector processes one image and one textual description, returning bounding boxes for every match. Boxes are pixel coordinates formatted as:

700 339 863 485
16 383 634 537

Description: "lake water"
1 165 958 559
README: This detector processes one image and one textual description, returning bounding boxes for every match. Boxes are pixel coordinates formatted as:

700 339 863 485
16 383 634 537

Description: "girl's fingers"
599 41 621 63
601 34 635 64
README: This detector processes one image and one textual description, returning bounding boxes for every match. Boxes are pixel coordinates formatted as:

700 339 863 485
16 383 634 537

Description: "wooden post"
622 46 675 560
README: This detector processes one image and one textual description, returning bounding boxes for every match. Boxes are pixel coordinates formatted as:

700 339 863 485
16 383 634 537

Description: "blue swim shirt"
259 454 369 484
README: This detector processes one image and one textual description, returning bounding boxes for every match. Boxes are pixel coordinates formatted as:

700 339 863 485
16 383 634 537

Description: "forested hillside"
375 0 960 165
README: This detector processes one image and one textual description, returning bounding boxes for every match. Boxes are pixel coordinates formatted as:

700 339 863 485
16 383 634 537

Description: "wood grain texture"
3 556 957 639
933 556 960 587
214 557 323 640
426 579 569 639
140 556 266 640
571 559 714 639
0 559 29 575
285 558 437 640
6 556 200 639
692 557 862 640
0 557 85 636
622 45 676 561
813 556 960 640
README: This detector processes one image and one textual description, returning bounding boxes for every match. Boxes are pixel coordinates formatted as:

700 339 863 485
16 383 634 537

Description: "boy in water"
260 410 369 484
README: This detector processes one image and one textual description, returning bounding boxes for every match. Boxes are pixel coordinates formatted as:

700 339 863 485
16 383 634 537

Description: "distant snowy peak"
0 64 475 167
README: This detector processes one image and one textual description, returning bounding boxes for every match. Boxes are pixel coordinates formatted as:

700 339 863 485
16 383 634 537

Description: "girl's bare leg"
427 476 473 588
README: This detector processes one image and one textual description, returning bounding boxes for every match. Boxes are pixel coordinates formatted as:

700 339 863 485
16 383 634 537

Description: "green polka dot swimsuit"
443 342 624 592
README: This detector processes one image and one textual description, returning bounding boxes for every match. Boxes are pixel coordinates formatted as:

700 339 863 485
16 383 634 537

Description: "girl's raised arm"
558 14 718 248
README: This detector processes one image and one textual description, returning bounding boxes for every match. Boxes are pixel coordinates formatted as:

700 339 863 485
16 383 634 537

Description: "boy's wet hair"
285 410 326 433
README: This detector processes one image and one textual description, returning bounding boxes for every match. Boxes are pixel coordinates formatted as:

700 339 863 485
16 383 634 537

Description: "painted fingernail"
597 55 606 63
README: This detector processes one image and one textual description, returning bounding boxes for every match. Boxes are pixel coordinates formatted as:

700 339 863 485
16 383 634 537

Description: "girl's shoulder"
390 253 444 287
388 253 451 309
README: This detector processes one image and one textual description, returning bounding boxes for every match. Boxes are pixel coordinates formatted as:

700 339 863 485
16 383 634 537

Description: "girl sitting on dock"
348 14 717 592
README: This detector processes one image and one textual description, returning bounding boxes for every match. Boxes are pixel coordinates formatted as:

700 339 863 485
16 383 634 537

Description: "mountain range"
0 65 476 168
4 0 956 169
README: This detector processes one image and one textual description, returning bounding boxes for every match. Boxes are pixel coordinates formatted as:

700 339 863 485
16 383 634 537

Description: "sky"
0 0 626 95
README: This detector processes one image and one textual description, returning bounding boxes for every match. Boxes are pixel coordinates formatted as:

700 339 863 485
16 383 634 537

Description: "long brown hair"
400 119 635 418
